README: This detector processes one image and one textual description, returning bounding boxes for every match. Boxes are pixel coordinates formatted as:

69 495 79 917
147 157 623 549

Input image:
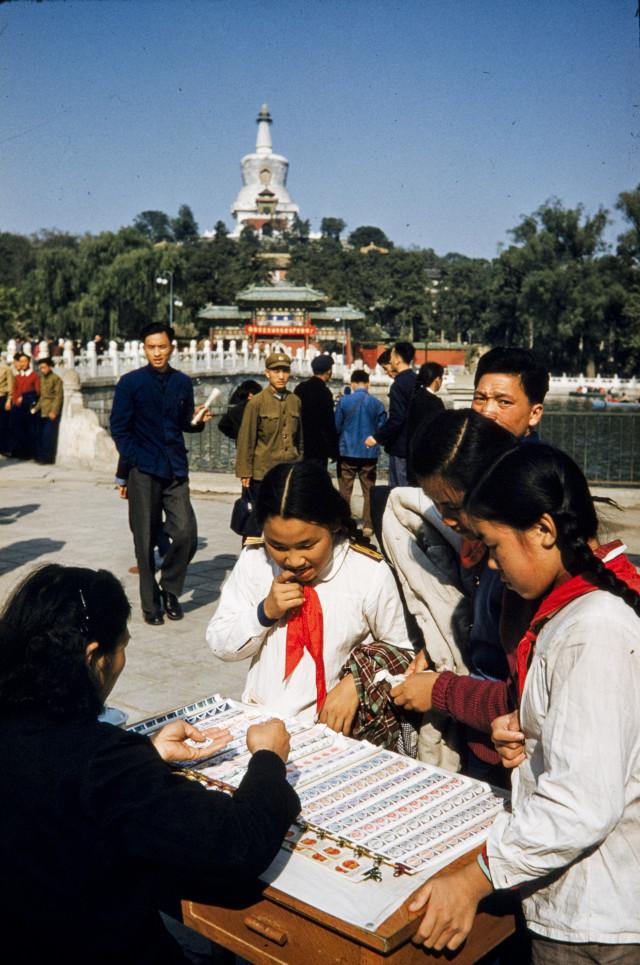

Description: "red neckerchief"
460 537 486 569
516 541 640 700
284 585 326 712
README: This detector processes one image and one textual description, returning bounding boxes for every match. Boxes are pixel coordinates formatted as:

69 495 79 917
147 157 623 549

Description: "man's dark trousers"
128 467 197 616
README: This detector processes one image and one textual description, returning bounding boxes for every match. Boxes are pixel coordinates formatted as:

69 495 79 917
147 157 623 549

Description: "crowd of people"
1 323 638 963
0 350 64 462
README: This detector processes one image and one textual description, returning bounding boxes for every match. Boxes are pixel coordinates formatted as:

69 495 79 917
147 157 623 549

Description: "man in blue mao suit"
110 323 210 625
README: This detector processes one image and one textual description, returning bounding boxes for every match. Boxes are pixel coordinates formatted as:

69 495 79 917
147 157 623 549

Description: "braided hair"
466 444 640 618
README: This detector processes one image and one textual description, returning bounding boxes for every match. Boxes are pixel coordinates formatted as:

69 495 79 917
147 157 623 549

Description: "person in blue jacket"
335 370 386 537
110 323 210 625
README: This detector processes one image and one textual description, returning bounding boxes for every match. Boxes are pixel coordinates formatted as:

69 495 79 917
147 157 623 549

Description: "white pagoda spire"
256 103 273 156
227 103 299 237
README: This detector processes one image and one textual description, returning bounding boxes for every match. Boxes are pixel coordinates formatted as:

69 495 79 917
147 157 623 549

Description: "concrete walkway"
0 459 249 724
1 457 639 725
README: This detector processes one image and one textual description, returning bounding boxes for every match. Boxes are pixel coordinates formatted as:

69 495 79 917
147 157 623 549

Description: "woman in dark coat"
0 563 299 964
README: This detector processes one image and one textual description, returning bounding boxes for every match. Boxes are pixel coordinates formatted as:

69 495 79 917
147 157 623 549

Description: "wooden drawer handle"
243 914 288 946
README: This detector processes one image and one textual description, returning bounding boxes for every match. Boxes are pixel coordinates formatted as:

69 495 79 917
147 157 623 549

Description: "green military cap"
265 351 292 369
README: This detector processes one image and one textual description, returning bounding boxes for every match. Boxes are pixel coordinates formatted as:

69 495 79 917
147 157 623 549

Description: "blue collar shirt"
110 365 202 480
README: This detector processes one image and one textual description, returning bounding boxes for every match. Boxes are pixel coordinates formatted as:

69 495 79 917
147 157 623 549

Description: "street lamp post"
155 271 175 327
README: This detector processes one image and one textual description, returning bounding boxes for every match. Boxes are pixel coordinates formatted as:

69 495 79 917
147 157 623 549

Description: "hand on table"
318 674 359 735
409 863 492 952
246 719 291 762
151 721 232 763
491 710 525 769
263 571 305 621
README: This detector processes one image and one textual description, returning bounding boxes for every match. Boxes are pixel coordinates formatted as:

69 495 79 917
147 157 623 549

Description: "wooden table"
182 849 515 964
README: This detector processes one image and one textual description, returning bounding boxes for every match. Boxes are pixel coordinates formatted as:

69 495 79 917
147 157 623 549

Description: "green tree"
433 255 492 343
171 204 200 244
133 210 173 243
347 225 392 249
0 233 35 288
484 199 611 373
320 217 346 242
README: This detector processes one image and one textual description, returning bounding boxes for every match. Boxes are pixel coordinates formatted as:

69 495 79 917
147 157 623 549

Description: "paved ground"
1 457 639 725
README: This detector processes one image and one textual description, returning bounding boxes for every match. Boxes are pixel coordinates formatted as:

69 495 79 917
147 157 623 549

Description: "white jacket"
381 487 473 769
206 539 412 721
488 586 640 943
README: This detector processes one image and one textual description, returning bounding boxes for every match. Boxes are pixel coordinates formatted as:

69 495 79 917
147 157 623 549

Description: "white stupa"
229 104 300 237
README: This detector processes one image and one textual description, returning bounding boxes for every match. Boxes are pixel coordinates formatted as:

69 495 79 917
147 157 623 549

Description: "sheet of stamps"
131 697 508 879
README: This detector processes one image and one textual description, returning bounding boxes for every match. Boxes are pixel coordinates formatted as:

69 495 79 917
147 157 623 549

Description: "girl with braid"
410 445 640 962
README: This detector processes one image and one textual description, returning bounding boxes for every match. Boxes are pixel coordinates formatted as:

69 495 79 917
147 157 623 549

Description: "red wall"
358 345 466 370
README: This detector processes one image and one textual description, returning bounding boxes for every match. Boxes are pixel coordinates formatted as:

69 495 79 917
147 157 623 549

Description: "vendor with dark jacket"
294 353 338 471
0 563 299 965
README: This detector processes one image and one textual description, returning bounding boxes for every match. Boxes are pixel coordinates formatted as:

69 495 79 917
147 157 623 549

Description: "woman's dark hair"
228 379 262 406
416 362 444 389
466 444 640 617
0 564 131 720
411 408 518 492
256 462 356 540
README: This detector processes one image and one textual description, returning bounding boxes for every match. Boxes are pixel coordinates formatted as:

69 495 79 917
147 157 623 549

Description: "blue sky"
1 0 638 258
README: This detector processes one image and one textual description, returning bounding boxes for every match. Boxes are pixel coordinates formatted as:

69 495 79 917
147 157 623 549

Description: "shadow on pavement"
0 504 40 524
182 553 237 614
0 538 66 573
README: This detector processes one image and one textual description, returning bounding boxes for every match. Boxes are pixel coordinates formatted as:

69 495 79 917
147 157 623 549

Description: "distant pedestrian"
33 357 63 464
217 379 262 443
294 354 338 471
335 370 385 538
235 352 302 535
110 322 210 626
8 353 39 459
365 341 416 487
377 348 395 380
406 362 445 483
0 356 14 455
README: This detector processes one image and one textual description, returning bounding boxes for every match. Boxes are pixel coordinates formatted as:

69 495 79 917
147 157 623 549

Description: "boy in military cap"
235 352 303 534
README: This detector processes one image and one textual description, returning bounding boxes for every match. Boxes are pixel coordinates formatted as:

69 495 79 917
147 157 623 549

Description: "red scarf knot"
284 584 326 712
515 542 640 700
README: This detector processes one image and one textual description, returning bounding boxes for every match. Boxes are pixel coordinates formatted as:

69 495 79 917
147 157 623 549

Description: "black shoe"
144 610 164 626
161 590 183 621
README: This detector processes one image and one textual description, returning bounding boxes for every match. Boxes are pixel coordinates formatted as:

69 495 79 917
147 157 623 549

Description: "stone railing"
3 338 395 386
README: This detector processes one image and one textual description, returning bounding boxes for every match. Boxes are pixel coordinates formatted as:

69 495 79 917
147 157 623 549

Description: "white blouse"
487 585 640 944
206 539 412 720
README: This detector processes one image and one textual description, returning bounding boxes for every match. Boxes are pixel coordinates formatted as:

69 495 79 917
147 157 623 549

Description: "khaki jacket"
0 362 14 399
34 370 64 418
235 387 302 480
